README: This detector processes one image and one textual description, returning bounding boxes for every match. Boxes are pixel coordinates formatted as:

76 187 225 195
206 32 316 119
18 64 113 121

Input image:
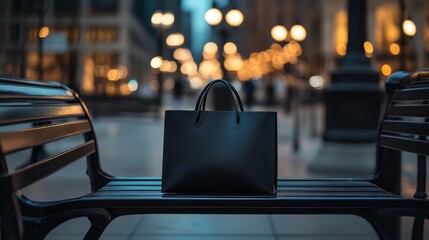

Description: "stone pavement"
18 101 426 239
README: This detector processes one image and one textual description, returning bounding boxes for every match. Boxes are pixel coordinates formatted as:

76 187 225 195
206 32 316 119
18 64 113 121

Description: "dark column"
323 0 382 142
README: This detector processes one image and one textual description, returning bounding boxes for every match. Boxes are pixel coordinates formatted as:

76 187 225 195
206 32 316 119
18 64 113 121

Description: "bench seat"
28 178 428 218
3 71 429 240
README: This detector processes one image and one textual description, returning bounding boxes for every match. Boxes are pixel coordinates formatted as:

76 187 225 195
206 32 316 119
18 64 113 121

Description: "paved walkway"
18 101 426 239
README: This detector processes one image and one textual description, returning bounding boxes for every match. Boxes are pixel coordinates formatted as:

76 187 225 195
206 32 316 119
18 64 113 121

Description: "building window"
86 28 117 43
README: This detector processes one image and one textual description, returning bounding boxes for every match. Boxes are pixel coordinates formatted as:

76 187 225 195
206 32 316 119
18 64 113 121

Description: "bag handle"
195 80 243 124
194 80 244 111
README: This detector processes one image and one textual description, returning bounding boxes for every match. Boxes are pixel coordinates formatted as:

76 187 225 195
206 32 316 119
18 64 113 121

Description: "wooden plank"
0 120 91 154
0 104 85 125
9 140 95 190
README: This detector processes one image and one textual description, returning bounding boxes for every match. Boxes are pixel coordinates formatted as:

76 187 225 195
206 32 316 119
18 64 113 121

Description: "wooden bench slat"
386 105 429 118
380 135 429 156
0 120 91 154
9 140 95 190
0 104 85 125
382 120 429 136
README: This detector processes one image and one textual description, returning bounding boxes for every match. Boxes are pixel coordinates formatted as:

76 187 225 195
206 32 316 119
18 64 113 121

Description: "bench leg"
21 208 111 240
83 212 111 240
358 211 399 240
411 217 425 240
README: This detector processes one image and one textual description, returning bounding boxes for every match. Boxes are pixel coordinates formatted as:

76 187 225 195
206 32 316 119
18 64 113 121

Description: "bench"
1 71 429 240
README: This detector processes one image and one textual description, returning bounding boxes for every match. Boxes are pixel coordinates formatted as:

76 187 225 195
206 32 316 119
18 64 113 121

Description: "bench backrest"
376 70 429 198
0 77 107 239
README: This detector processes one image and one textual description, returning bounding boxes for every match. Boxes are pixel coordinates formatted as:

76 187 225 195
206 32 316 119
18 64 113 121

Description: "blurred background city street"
1 0 429 239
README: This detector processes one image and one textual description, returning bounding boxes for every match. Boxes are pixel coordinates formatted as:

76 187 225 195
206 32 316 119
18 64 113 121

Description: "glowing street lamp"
271 25 288 42
204 6 244 79
151 10 175 106
225 9 244 27
290 24 307 41
151 11 175 29
205 8 223 26
204 6 244 109
166 33 185 47
402 19 416 37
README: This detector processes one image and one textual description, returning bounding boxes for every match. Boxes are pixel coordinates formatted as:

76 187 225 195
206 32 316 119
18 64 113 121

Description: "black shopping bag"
162 80 277 195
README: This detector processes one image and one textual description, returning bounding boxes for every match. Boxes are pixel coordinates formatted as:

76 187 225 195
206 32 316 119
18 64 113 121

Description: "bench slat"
386 105 429 118
90 192 396 198
0 82 74 99
106 179 377 187
9 140 95 190
89 179 393 199
379 135 429 156
99 185 383 192
0 104 85 125
382 120 429 136
391 87 429 101
0 120 91 154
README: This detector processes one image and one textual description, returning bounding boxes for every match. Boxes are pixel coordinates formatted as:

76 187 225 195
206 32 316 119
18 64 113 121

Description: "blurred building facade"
236 0 429 87
0 0 428 97
0 0 159 97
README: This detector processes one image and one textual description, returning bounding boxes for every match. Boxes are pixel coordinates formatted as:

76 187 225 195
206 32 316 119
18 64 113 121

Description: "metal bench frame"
1 71 429 240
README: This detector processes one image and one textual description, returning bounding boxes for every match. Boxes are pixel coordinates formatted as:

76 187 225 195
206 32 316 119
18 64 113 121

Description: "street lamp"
205 8 222 25
225 9 244 27
205 6 243 79
290 24 307 42
166 33 185 48
205 5 244 110
402 19 416 37
151 10 174 107
270 23 306 150
271 25 288 42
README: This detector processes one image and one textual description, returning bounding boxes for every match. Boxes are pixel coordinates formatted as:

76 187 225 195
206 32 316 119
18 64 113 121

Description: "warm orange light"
336 43 347 56
162 12 175 27
389 43 400 55
290 25 306 41
150 56 163 69
173 48 192 62
107 69 120 81
223 42 237 55
381 64 392 76
403 19 416 37
203 42 218 54
271 25 287 42
205 8 222 26
151 11 163 26
225 9 244 27
39 26 49 38
151 11 174 28
166 33 185 47
364 41 373 54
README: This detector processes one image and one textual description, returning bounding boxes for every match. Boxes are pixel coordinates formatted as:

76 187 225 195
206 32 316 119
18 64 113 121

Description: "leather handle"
194 80 244 111
195 80 243 124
